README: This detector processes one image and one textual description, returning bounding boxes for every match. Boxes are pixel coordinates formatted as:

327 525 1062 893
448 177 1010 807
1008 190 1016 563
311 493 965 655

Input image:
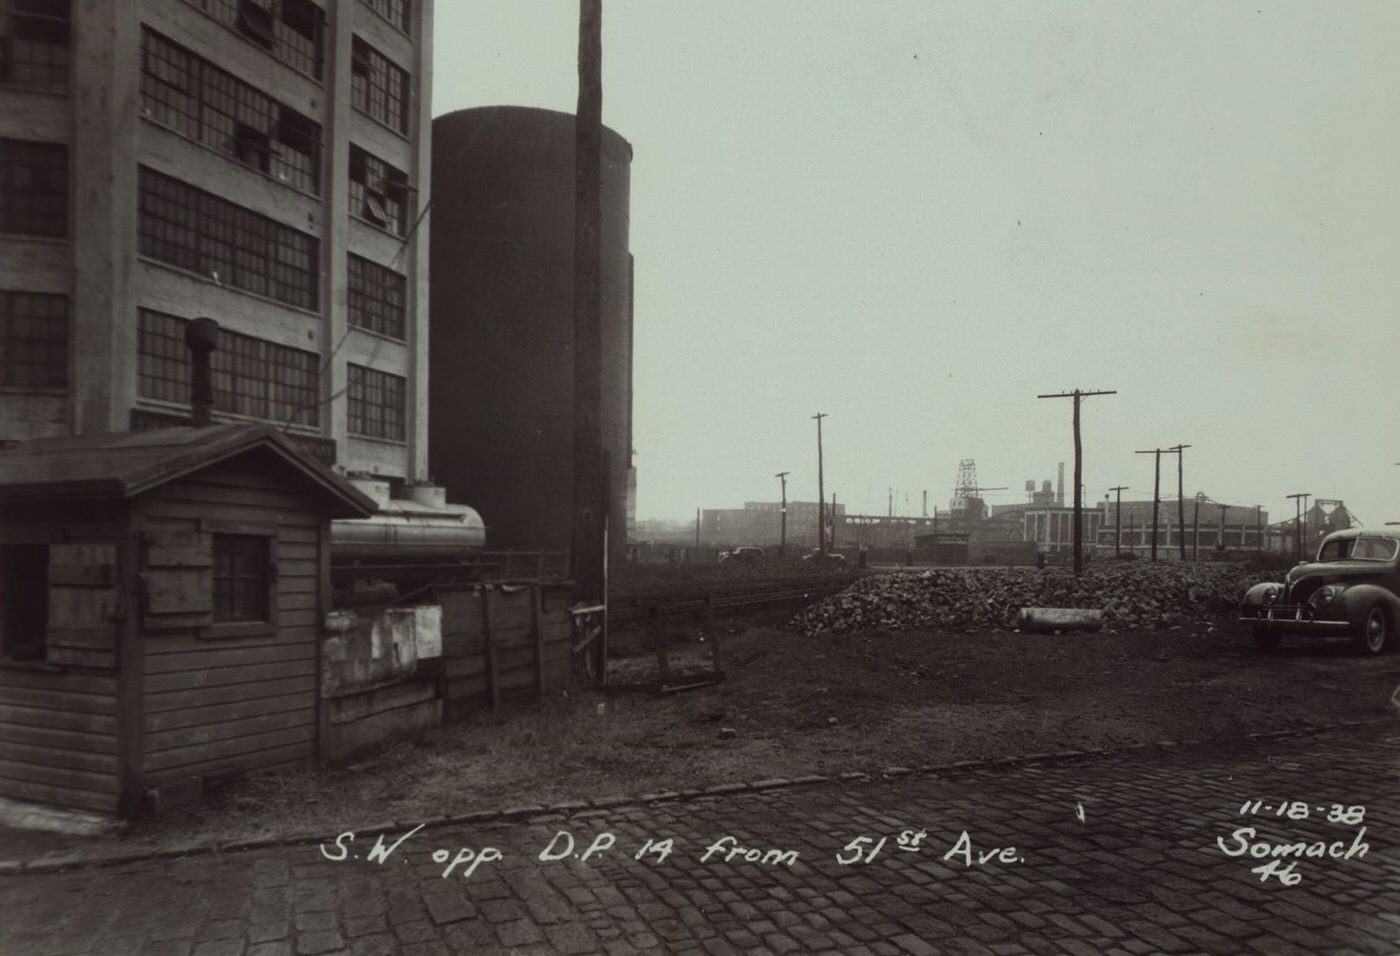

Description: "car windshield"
1316 536 1399 562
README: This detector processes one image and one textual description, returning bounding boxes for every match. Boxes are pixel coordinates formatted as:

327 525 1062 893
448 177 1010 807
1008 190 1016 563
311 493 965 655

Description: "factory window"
347 363 405 441
212 533 272 623
137 308 321 427
181 0 324 79
348 145 408 234
350 35 409 134
140 29 322 194
362 0 409 32
0 291 67 388
0 0 69 90
347 253 406 340
138 167 320 310
0 138 67 238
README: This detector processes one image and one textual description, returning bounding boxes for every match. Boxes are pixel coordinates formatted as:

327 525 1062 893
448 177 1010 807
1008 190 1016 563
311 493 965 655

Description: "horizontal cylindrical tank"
429 106 633 570
330 511 486 562
332 477 485 562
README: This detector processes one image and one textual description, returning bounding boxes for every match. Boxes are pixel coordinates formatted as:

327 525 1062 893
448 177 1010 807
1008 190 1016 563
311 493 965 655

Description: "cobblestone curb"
1 718 1388 877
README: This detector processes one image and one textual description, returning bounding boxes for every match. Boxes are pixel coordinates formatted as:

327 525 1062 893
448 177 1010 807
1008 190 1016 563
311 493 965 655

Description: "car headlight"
1311 585 1344 608
1262 585 1281 604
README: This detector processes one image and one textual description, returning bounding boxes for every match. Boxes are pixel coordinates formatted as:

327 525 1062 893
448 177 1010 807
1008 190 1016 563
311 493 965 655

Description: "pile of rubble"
791 561 1282 635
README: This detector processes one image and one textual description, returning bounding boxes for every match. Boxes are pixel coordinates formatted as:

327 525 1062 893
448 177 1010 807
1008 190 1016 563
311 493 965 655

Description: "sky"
431 1 1400 528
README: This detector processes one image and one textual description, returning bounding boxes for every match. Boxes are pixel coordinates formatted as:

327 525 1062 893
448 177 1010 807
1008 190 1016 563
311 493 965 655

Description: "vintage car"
801 548 847 566
1239 528 1400 654
719 545 765 564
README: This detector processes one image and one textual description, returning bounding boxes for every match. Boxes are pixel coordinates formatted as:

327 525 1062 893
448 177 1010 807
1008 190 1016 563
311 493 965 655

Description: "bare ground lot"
22 610 1390 863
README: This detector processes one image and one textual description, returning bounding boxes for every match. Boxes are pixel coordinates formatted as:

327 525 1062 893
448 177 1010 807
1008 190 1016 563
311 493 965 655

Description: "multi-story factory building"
1 0 433 485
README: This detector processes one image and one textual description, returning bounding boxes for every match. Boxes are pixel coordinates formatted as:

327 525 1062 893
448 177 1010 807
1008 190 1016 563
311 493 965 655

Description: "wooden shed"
0 424 373 820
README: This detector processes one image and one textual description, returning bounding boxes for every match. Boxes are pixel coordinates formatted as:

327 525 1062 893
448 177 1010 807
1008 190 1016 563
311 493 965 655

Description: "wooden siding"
0 668 120 814
0 504 126 814
139 460 325 790
441 585 574 722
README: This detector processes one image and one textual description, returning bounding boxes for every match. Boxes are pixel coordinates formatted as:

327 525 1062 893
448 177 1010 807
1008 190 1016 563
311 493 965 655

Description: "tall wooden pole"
1038 389 1115 574
1108 485 1128 557
1168 444 1190 561
775 471 789 559
571 0 605 670
1287 492 1307 561
813 413 827 553
1136 448 1163 562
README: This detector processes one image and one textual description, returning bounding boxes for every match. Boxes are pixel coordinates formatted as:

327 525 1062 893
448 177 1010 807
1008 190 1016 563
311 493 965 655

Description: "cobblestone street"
3 723 1398 955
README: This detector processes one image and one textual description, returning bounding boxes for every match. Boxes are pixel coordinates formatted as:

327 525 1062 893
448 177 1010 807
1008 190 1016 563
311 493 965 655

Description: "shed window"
212 533 270 622
0 544 48 661
0 541 119 668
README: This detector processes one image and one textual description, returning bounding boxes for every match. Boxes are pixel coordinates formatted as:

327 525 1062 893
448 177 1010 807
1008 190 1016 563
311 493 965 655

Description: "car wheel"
1253 626 1281 652
1353 606 1389 655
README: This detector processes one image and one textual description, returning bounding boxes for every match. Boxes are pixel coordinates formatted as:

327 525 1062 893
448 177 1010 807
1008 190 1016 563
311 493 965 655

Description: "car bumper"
1241 604 1352 633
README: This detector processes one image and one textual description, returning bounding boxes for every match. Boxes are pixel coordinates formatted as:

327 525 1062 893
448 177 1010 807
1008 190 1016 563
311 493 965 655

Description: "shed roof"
0 423 375 517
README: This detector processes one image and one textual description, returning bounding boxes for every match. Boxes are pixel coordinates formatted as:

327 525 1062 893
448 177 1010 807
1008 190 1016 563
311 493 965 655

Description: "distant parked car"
801 549 847 567
720 545 766 564
1239 528 1400 654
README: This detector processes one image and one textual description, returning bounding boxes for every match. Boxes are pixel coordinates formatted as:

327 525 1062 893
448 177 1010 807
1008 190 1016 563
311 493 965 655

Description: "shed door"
47 543 121 668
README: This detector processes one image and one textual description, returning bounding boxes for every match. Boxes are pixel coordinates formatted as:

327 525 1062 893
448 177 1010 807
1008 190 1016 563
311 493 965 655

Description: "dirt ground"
68 611 1395 859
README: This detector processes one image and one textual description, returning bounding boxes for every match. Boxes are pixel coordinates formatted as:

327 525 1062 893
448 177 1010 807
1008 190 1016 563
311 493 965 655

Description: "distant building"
1094 497 1270 558
1 0 433 486
701 500 845 550
1266 499 1357 556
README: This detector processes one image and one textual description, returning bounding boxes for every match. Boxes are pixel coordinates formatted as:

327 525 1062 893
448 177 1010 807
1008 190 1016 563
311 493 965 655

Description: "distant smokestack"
1056 462 1065 507
185 317 220 426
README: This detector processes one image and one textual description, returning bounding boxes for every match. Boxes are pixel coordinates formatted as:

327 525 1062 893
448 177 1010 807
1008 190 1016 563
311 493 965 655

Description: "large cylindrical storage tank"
429 107 633 571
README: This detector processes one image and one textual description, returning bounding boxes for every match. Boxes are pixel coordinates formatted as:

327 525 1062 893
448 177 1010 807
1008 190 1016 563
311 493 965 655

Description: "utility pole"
775 471 789 559
1286 492 1309 561
1108 486 1128 557
1135 448 1164 562
570 0 606 675
1218 502 1228 552
1038 389 1116 574
1193 495 1202 560
1168 444 1190 561
813 413 827 553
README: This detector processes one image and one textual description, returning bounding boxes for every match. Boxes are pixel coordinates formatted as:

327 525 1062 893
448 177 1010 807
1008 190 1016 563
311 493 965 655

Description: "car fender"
1240 581 1284 610
1339 584 1400 625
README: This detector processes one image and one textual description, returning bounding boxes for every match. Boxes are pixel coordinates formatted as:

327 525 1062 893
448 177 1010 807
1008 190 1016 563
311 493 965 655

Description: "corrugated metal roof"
0 423 375 517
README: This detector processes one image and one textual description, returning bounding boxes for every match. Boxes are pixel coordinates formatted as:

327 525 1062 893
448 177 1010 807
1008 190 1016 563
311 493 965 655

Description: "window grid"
0 138 67 237
212 533 270 622
348 145 408 235
181 0 324 79
350 36 409 134
347 253 406 340
0 291 67 388
347 363 405 441
141 29 322 194
138 308 320 427
138 167 320 310
362 0 409 32
0 0 69 89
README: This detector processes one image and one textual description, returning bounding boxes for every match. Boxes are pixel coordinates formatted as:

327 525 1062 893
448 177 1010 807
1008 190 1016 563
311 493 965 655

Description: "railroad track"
608 574 853 627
